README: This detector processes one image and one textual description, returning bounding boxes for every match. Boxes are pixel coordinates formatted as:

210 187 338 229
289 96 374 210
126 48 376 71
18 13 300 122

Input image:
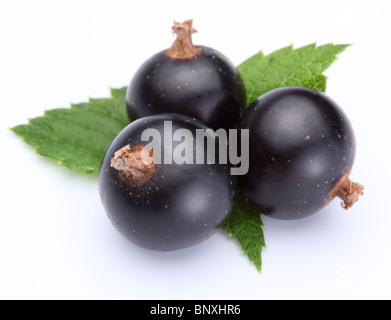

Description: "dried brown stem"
327 172 364 210
111 145 156 187
166 19 202 59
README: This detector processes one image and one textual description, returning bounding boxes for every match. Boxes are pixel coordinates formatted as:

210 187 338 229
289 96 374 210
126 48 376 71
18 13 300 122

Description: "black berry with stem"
238 86 364 220
126 20 247 130
99 114 236 251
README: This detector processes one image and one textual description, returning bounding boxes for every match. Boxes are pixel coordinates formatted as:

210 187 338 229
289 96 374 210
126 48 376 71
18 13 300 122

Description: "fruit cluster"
98 20 364 251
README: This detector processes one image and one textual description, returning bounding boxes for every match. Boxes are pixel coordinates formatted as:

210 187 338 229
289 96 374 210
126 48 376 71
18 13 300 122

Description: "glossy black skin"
99 114 236 251
126 46 247 130
239 86 356 220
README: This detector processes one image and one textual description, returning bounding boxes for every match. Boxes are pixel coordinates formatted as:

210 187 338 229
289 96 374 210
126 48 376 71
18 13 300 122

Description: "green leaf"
222 194 266 273
238 43 351 105
11 87 129 174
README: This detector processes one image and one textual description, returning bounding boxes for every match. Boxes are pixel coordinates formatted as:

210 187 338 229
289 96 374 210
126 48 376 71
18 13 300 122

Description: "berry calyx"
166 20 202 60
111 145 156 187
327 172 364 209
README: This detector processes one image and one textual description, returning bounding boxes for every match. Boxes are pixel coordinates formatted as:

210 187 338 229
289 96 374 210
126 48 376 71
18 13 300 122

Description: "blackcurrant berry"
238 86 364 220
99 114 236 251
126 20 247 130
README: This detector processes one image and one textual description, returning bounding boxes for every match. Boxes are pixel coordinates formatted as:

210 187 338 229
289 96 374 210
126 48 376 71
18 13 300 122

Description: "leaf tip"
338 43 353 48
109 87 116 94
252 262 263 273
10 125 25 138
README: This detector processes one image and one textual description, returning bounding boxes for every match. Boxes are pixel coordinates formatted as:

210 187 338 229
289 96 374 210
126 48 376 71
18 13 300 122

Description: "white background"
1 0 391 300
